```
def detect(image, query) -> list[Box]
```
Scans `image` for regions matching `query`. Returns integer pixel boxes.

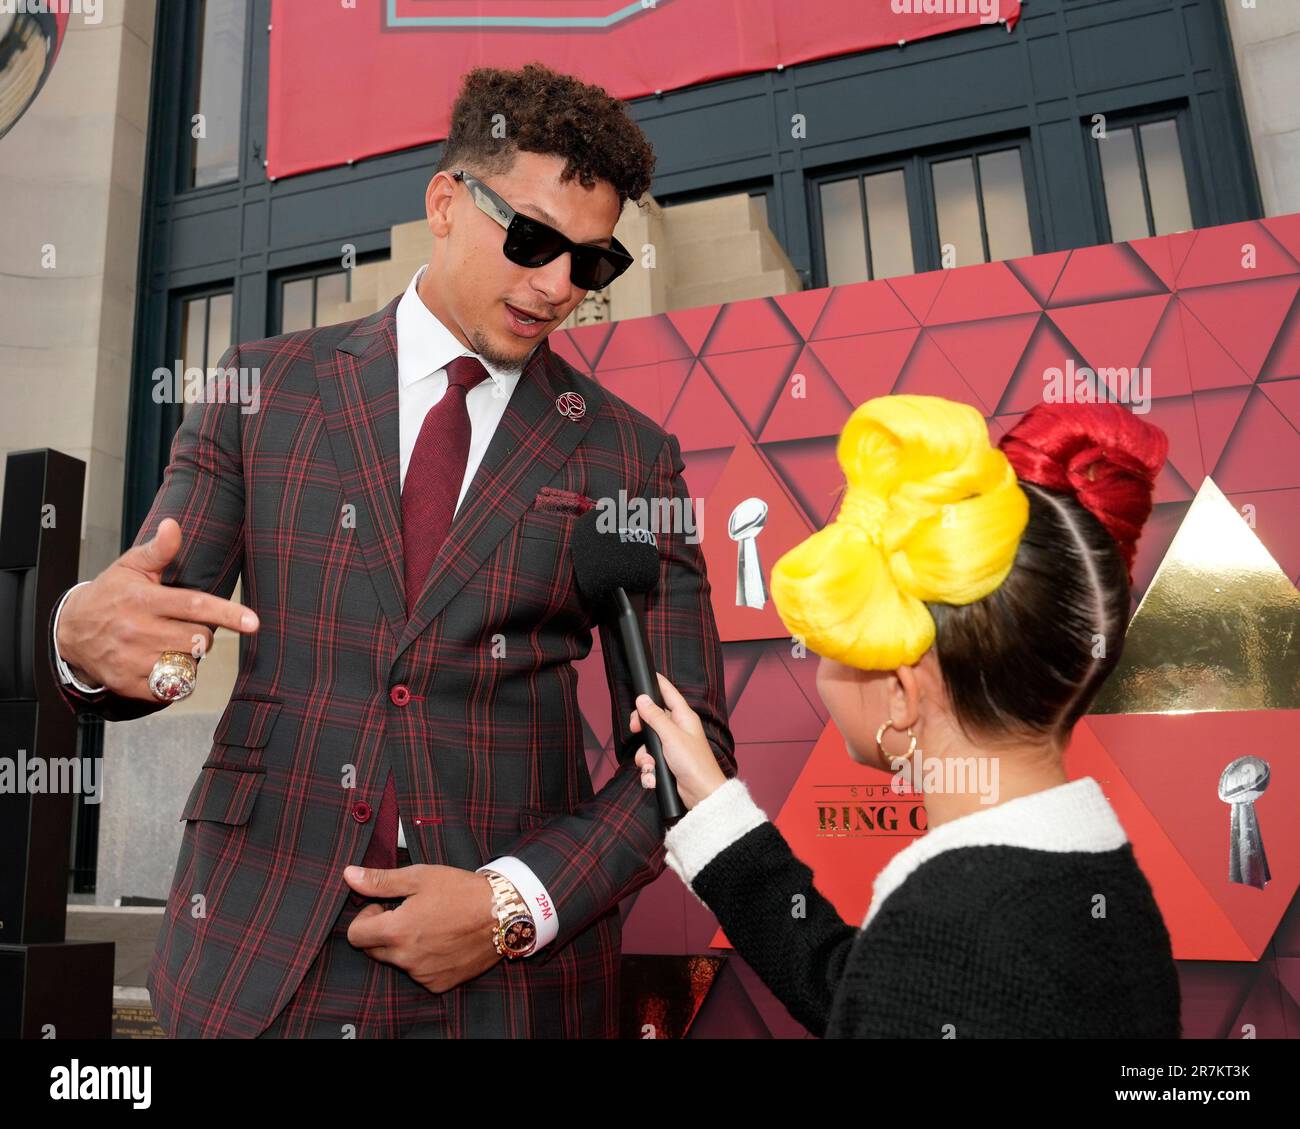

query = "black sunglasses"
[452,169,634,290]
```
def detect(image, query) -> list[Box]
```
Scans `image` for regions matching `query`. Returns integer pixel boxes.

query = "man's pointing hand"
[56,516,260,700]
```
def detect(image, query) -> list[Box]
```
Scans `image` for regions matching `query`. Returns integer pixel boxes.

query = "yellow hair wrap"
[769,394,1029,670]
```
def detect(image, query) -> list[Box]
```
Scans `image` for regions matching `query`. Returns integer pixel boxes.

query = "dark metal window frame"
[808,133,1043,287]
[925,137,1041,267]
[159,283,235,473]
[176,0,253,195]
[271,261,364,334]
[810,158,914,284]
[1083,101,1204,244]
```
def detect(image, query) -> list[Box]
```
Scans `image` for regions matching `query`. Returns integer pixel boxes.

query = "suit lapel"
[318,296,408,643]
[394,335,602,662]
[320,299,604,661]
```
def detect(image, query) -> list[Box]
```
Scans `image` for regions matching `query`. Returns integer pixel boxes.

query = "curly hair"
[434,63,656,210]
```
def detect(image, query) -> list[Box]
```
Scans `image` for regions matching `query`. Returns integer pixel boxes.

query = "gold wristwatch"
[482,869,538,959]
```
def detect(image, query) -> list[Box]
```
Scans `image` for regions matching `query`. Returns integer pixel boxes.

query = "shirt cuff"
[477,855,559,952]
[663,776,768,889]
[52,582,106,694]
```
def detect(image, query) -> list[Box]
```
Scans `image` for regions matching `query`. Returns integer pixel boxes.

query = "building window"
[179,291,233,418]
[278,269,354,333]
[185,0,248,189]
[811,139,1037,286]
[1094,115,1194,241]
[930,148,1033,268]
[819,169,914,285]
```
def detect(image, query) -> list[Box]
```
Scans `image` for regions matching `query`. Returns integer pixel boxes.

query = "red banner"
[267,0,1021,179]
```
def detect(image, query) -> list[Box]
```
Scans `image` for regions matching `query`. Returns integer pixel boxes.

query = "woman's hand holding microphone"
[630,671,728,811]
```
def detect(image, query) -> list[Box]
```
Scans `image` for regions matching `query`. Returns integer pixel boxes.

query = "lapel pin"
[556,391,586,421]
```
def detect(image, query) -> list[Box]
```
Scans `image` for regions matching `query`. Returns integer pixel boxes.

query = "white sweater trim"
[862,775,1128,928]
[663,777,768,896]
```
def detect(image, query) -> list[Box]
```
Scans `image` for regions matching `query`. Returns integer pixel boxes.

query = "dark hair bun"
[998,403,1168,577]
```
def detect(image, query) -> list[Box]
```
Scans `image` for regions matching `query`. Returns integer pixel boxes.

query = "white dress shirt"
[52,265,559,951]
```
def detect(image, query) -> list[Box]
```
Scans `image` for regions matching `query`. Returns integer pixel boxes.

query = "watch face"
[502,914,537,955]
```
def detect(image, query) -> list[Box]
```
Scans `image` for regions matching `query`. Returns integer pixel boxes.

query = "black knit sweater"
[665,777,1182,1039]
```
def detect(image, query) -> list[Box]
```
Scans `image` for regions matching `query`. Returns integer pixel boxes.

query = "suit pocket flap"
[180,764,265,826]
[212,697,282,748]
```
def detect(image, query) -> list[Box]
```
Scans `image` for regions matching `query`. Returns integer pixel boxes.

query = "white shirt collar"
[863,776,1128,928]
[395,265,522,394]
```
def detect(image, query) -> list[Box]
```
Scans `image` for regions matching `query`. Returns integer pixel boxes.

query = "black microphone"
[571,508,685,822]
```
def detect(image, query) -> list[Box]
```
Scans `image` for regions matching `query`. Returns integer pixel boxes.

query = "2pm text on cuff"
[477,854,559,951]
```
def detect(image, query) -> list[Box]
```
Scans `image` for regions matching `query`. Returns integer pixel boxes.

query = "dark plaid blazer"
[51,294,736,1037]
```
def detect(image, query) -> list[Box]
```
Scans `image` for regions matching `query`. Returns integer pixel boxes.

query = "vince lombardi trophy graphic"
[1218,755,1271,889]
[728,497,768,609]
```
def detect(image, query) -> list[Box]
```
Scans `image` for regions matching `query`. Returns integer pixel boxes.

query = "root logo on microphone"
[385,0,674,30]
[618,526,658,548]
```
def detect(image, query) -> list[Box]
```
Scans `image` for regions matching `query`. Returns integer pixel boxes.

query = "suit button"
[352,801,372,823]
[390,684,411,706]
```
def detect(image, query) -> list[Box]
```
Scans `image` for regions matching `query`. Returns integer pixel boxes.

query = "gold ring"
[148,650,197,702]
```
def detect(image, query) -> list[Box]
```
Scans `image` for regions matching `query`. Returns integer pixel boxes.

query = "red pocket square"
[533,487,595,515]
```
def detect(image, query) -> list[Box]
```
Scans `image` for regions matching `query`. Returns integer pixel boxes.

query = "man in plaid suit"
[50,64,735,1037]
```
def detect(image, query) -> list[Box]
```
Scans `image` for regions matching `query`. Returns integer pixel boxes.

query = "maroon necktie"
[360,355,490,873]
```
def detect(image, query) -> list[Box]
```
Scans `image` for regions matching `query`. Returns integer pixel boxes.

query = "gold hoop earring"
[875,719,918,762]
